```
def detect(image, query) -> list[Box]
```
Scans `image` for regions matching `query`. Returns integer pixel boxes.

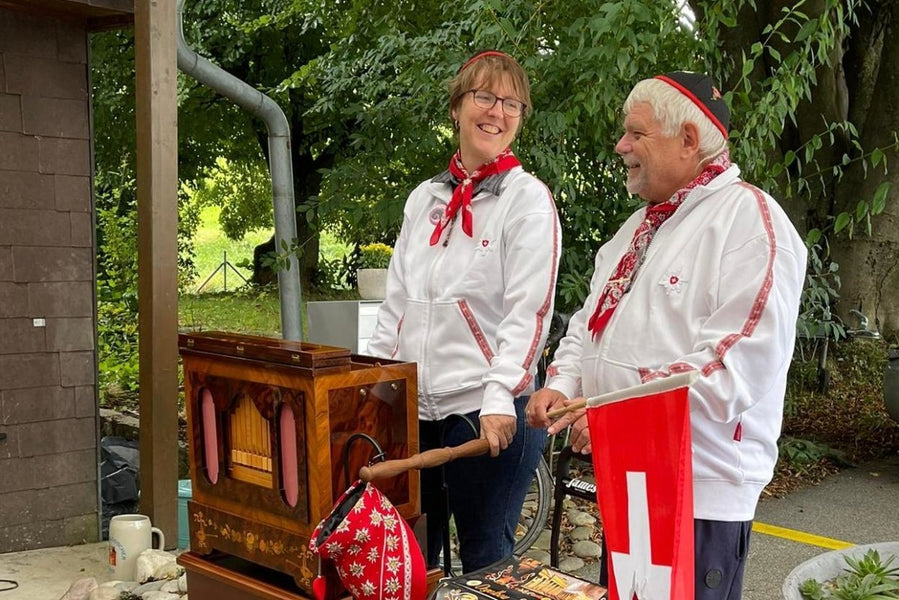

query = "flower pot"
[357,268,387,300]
[782,541,899,599]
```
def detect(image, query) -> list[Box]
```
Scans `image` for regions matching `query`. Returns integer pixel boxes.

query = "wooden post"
[135,0,179,547]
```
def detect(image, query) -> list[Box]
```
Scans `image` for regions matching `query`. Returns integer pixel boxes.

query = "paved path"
[1,453,897,599]
[744,452,899,599]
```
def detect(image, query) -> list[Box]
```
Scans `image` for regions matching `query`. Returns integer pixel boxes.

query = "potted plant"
[784,543,899,600]
[357,243,393,300]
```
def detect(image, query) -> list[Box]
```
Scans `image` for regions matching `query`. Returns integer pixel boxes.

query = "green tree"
[691,0,899,337]
[302,0,699,310]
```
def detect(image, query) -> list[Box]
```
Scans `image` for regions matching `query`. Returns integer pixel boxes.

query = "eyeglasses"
[466,89,526,118]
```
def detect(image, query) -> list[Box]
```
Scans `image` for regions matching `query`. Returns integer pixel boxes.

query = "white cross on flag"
[584,372,697,600]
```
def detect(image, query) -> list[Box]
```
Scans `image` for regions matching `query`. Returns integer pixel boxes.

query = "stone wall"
[0,7,99,552]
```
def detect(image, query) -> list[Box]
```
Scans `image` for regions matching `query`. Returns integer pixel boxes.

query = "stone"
[152,559,184,581]
[97,581,138,593]
[143,592,181,600]
[132,579,168,595]
[86,588,119,600]
[178,573,188,593]
[523,548,551,565]
[571,540,602,559]
[567,509,596,527]
[58,577,96,600]
[160,579,181,593]
[532,528,553,551]
[135,549,177,583]
[569,526,594,541]
[559,556,585,572]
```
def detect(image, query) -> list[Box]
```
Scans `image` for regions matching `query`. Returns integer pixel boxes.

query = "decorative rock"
[559,556,585,572]
[532,529,554,551]
[132,579,168,595]
[567,510,596,527]
[59,577,97,600]
[143,592,181,600]
[571,540,602,559]
[178,573,188,593]
[135,549,178,583]
[98,581,138,592]
[152,560,184,581]
[161,579,181,593]
[87,588,119,600]
[523,548,551,564]
[572,561,601,582]
[569,526,593,541]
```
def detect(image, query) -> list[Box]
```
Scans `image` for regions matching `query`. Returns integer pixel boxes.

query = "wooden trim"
[135,0,179,549]
[0,0,133,30]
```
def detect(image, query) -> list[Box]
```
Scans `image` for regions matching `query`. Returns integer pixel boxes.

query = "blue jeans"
[419,396,547,573]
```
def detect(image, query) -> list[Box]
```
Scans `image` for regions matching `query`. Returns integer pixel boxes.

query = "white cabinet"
[306,300,383,353]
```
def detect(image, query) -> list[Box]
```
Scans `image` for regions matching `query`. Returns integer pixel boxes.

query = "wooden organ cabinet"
[176,331,426,599]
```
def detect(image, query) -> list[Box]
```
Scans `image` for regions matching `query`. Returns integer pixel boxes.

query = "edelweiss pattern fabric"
[310,480,427,600]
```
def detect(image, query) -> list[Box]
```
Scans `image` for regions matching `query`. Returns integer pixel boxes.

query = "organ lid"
[178,331,351,370]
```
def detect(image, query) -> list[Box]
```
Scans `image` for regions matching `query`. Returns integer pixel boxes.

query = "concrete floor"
[0,542,111,600]
[2,454,897,600]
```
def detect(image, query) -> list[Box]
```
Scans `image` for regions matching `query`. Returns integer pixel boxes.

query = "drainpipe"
[175,0,303,341]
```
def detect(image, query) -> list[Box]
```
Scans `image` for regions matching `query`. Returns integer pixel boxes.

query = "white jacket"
[546,165,807,521]
[367,166,561,421]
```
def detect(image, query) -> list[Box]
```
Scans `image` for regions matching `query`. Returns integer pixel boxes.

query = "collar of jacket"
[430,167,514,198]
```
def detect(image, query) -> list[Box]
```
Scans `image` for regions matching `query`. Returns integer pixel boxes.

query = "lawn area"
[189,205,272,294]
[179,206,353,336]
[179,288,284,337]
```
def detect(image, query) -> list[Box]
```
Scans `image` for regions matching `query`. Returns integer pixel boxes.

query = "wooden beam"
[135,0,179,548]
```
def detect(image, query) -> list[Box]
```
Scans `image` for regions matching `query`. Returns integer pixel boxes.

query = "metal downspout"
[175,0,303,340]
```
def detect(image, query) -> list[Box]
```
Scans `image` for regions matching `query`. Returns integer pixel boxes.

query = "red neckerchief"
[586,150,731,340]
[430,147,521,246]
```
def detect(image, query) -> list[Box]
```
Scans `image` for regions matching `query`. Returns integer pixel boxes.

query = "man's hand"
[527,390,592,454]
[480,414,516,457]
[526,388,569,429]
[566,409,592,454]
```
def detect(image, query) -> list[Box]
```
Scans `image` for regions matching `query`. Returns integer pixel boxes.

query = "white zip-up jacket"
[367,166,561,421]
[546,165,807,521]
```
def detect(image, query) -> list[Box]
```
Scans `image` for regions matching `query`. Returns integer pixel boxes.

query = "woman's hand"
[479,414,517,457]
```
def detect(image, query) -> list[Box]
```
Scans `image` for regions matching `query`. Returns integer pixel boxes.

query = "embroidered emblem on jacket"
[429,206,445,225]
[660,271,688,295]
[476,238,494,256]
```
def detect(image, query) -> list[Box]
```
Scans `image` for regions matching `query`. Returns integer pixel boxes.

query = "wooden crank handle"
[546,400,587,420]
[359,438,490,482]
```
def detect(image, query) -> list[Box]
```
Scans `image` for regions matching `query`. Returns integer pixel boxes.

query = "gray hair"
[623,78,728,162]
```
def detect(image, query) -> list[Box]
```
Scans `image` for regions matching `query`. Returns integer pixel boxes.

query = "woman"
[366,50,561,573]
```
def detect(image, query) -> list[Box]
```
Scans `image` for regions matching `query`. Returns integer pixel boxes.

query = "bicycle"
[513,310,573,554]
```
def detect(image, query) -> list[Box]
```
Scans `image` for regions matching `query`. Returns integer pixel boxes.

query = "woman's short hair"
[448,51,532,124]
[623,78,728,162]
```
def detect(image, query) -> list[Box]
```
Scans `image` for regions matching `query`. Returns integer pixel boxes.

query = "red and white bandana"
[430,147,521,246]
[587,150,731,340]
[310,480,427,600]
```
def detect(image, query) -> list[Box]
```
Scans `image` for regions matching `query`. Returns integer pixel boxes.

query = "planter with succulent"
[784,543,899,600]
[357,243,393,300]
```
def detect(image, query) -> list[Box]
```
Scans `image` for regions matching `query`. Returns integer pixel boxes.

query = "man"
[527,72,806,600]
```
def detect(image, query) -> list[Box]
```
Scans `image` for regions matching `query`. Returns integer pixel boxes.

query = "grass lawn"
[189,205,272,294]
[179,206,353,336]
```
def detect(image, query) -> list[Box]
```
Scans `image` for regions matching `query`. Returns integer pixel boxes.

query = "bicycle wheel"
[514,456,552,553]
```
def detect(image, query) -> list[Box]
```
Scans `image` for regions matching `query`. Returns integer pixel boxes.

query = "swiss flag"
[585,372,695,600]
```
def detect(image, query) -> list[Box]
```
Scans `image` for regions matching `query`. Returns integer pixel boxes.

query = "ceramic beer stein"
[108,514,165,580]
